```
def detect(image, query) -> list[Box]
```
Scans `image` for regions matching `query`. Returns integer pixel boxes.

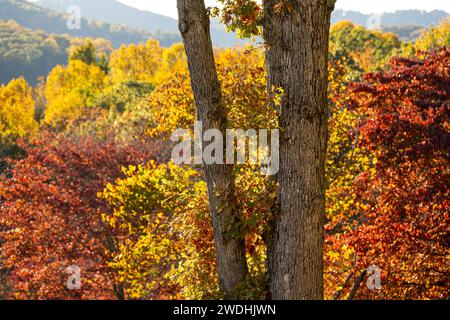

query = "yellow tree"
[44,60,106,128]
[109,40,163,84]
[153,43,187,86]
[102,47,276,300]
[0,77,37,140]
[148,47,275,137]
[416,16,450,52]
[102,46,370,300]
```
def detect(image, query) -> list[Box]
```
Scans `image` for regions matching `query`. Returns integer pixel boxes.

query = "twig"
[347,270,367,300]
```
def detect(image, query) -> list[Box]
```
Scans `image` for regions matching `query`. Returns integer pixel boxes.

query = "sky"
[118,0,450,19]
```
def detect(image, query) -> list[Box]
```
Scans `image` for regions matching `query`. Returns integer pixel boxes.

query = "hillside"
[34,1,448,43]
[35,0,180,34]
[34,0,249,47]
[0,0,447,85]
[0,19,69,84]
[0,0,180,47]
[381,25,425,42]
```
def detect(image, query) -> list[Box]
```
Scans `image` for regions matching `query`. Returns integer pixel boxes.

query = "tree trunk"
[176,0,248,298]
[263,0,336,300]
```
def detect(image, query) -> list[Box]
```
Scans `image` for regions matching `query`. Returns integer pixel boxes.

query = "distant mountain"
[331,9,448,41]
[381,25,425,42]
[34,0,448,45]
[34,0,248,47]
[332,9,448,28]
[0,0,180,47]
[35,0,179,33]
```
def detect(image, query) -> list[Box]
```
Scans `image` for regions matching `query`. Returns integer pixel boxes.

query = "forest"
[0,0,180,48]
[0,0,449,301]
[0,0,182,85]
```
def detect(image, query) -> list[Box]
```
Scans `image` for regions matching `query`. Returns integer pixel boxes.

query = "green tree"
[330,21,402,71]
[69,39,111,73]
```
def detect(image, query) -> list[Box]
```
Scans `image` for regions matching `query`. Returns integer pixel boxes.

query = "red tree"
[0,133,161,299]
[348,47,449,299]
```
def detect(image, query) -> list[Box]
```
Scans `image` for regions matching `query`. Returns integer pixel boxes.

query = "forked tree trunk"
[263,0,335,300]
[176,0,248,298]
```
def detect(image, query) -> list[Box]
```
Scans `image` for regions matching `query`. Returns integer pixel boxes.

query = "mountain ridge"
[33,0,246,47]
[332,9,448,28]
[33,0,448,44]
[0,0,181,47]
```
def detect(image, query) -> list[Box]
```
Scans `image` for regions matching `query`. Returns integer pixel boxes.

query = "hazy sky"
[118,0,450,19]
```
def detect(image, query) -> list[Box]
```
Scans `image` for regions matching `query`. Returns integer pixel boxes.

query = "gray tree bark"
[176,0,248,298]
[263,0,336,300]
[177,0,335,300]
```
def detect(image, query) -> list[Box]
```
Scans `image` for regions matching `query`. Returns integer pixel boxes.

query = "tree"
[70,41,99,66]
[0,77,37,173]
[323,53,368,300]
[346,48,449,299]
[109,40,163,84]
[415,16,450,53]
[0,77,37,140]
[153,43,188,86]
[69,40,110,73]
[106,47,275,300]
[0,133,158,299]
[102,46,356,301]
[329,21,402,72]
[101,159,274,300]
[178,0,336,299]
[261,0,336,300]
[100,162,206,299]
[44,60,106,128]
[177,0,249,298]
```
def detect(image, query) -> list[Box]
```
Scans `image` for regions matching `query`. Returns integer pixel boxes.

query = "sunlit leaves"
[0,133,156,299]
[347,48,450,299]
[330,21,402,72]
[0,77,37,140]
[44,60,106,128]
[214,0,261,38]
[416,16,450,53]
[109,40,163,84]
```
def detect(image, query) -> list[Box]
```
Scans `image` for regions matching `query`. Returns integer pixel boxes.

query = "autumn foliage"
[0,133,159,299]
[0,17,448,300]
[347,47,449,299]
